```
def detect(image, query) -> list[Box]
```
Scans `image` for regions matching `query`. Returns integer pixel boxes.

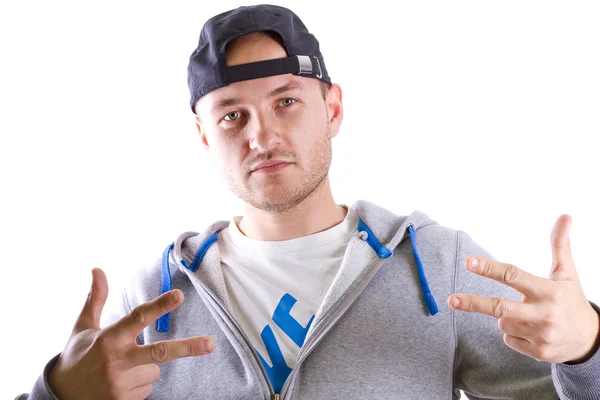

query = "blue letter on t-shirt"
[272,293,315,347]
[257,324,292,393]
[256,293,315,393]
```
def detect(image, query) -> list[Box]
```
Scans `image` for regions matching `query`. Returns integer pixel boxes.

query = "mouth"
[251,162,292,174]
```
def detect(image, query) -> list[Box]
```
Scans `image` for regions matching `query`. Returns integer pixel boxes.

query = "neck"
[237,176,347,241]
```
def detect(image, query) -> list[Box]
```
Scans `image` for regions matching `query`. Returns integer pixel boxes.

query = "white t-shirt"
[219,205,358,392]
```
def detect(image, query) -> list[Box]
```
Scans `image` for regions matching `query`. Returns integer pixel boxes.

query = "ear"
[325,83,343,139]
[195,115,210,151]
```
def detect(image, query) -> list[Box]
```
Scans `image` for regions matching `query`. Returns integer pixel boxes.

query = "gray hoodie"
[18,200,600,399]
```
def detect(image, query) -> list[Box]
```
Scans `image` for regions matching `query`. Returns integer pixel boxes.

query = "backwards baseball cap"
[187,4,332,114]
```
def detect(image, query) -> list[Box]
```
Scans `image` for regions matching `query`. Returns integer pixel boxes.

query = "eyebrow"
[210,80,306,115]
[268,80,306,97]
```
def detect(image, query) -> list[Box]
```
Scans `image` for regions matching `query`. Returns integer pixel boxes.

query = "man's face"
[194,33,343,213]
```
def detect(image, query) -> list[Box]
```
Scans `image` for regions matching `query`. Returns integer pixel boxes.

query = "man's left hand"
[448,214,600,364]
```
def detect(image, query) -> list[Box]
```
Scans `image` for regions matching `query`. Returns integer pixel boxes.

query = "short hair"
[319,81,331,100]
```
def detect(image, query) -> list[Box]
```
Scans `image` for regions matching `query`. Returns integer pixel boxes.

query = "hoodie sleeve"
[551,301,600,399]
[15,284,136,400]
[453,230,600,400]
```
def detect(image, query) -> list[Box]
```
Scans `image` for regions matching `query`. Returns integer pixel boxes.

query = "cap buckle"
[296,55,323,79]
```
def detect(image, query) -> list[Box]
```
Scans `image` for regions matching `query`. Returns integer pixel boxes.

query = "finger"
[110,289,184,339]
[128,336,215,366]
[503,333,534,358]
[129,384,153,400]
[74,268,109,332]
[466,256,552,299]
[449,293,538,321]
[550,214,578,281]
[498,317,536,340]
[125,364,160,389]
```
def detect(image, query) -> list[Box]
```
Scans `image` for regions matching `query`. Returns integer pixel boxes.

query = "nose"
[248,112,281,152]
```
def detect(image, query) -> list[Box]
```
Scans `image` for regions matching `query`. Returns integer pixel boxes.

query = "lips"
[251,160,291,172]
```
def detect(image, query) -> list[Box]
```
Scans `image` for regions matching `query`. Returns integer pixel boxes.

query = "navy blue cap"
[187,4,332,114]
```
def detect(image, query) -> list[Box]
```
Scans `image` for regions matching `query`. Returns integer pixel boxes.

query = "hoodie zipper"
[182,230,401,399]
[183,267,277,399]
[279,254,388,398]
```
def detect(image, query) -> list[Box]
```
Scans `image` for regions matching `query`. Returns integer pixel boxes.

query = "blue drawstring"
[407,224,439,316]
[357,219,392,258]
[182,232,219,272]
[157,243,174,332]
[157,232,220,332]
[358,219,438,316]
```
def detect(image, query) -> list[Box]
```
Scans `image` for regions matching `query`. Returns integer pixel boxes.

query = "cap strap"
[224,55,321,83]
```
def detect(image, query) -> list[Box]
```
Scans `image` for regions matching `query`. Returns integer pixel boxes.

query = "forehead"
[195,74,317,116]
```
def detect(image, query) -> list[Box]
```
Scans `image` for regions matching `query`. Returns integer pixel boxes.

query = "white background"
[1,0,599,398]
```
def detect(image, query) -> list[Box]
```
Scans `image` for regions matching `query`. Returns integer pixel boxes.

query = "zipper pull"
[272,395,281,400]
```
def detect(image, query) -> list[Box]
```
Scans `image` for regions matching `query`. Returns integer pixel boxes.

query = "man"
[18,4,600,399]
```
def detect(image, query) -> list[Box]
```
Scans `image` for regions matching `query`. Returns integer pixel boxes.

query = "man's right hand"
[48,268,215,400]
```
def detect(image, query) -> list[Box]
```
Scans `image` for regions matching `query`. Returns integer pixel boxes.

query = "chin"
[250,195,296,212]
[230,168,326,212]
[241,188,305,213]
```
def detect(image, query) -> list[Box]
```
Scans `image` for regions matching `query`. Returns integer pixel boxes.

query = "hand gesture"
[48,268,215,400]
[448,215,600,364]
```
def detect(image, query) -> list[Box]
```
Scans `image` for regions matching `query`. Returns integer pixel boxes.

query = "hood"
[156,199,440,332]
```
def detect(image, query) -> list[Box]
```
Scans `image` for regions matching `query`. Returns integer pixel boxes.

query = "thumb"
[550,214,578,281]
[73,268,109,332]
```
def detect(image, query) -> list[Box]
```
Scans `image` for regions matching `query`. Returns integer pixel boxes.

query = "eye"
[278,98,296,107]
[224,111,241,121]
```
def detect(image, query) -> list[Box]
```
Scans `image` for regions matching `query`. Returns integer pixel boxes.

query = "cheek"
[212,137,246,172]
[292,114,327,146]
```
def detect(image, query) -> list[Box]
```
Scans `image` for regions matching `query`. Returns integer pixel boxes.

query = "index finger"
[468,257,552,299]
[108,289,184,340]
